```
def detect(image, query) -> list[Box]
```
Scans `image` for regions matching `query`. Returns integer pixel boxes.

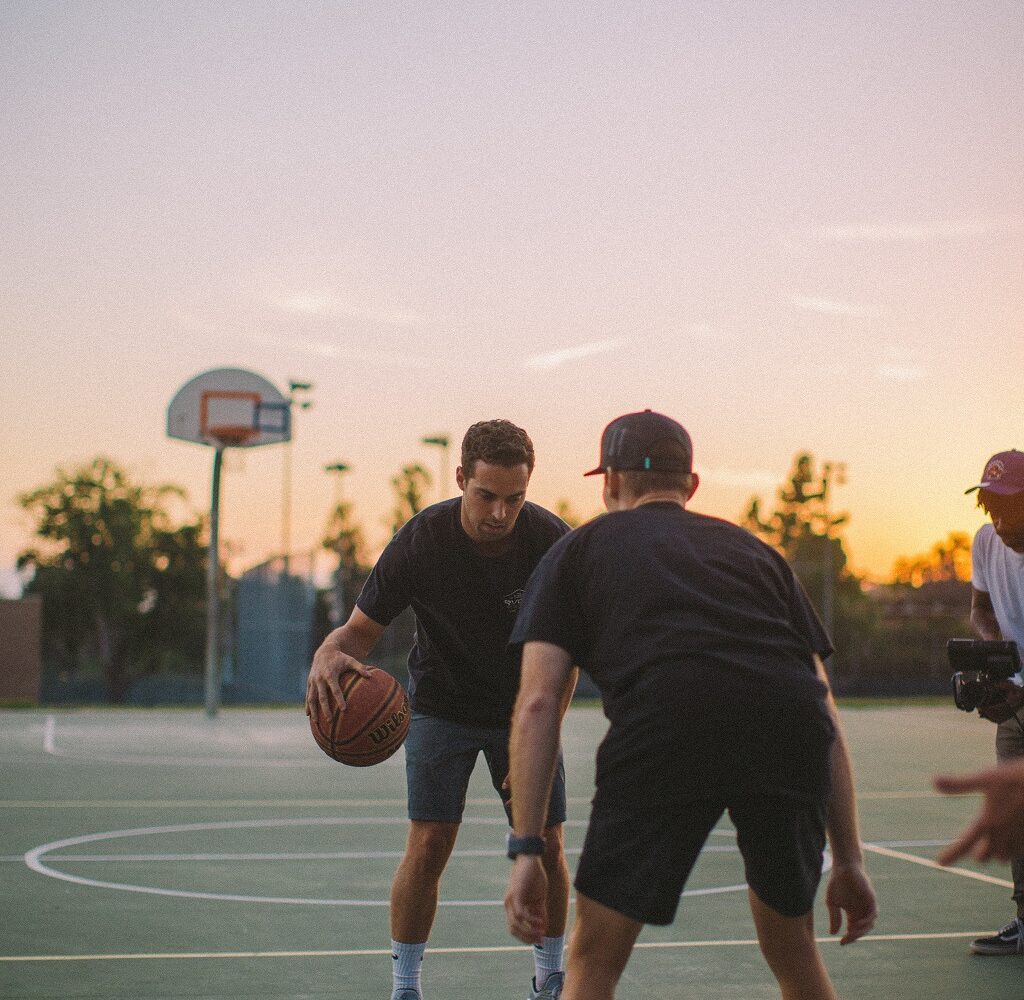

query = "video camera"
[948,639,1021,712]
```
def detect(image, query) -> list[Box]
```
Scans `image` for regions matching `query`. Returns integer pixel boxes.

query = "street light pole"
[282,380,314,570]
[421,434,450,501]
[324,461,351,627]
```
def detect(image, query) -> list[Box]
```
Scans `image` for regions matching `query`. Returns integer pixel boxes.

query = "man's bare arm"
[505,641,574,945]
[971,587,1002,641]
[816,654,878,944]
[305,606,386,718]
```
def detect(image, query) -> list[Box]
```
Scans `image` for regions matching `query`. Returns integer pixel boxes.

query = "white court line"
[8,845,746,863]
[863,842,1014,889]
[22,819,745,907]
[0,931,990,964]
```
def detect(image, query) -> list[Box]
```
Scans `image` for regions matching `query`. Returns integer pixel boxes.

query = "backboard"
[167,368,291,449]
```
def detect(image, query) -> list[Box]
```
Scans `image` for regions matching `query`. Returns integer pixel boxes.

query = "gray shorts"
[405,711,567,826]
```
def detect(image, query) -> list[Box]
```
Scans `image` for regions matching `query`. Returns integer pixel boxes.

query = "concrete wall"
[0,596,42,704]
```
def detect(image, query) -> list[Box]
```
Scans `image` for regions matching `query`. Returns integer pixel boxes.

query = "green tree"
[388,463,432,535]
[322,498,370,622]
[16,457,206,702]
[743,453,875,683]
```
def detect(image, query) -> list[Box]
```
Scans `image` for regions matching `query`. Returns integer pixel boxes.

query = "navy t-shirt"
[511,502,836,802]
[357,497,569,727]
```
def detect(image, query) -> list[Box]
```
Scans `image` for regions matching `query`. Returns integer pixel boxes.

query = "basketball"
[309,667,410,766]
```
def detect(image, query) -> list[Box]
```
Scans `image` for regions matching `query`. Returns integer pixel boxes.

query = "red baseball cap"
[965,450,1024,496]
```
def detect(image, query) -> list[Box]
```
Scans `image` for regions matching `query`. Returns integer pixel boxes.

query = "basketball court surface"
[2,703,1022,999]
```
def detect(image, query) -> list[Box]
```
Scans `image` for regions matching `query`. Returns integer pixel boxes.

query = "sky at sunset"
[2,2,1021,596]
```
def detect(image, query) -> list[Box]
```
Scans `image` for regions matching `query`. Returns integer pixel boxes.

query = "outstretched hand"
[825,863,877,944]
[505,857,548,945]
[934,758,1024,865]
[304,638,373,719]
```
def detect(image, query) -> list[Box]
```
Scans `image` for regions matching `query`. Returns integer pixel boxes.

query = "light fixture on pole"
[324,461,350,509]
[421,434,450,500]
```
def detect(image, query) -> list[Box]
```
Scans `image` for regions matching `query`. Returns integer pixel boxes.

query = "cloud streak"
[272,294,427,328]
[875,363,927,382]
[246,331,444,370]
[789,218,1020,244]
[524,339,626,370]
[790,295,879,319]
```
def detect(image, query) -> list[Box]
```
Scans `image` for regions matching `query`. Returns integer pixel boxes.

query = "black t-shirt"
[511,502,836,802]
[357,497,569,727]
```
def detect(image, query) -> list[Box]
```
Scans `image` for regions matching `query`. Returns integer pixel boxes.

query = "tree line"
[15,452,972,703]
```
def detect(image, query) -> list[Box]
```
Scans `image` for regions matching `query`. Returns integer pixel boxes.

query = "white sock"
[391,939,425,998]
[533,935,564,987]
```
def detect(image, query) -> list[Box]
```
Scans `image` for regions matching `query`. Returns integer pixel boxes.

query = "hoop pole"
[205,447,224,718]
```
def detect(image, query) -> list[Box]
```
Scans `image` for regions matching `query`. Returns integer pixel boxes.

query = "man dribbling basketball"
[504,410,878,1000]
[307,419,577,1000]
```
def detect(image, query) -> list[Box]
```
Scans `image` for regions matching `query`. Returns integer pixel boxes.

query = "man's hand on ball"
[305,640,373,718]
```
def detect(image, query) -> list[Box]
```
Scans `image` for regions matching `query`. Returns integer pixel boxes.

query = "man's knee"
[402,821,460,878]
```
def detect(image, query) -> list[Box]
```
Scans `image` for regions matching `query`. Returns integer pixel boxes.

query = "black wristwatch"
[506,832,545,859]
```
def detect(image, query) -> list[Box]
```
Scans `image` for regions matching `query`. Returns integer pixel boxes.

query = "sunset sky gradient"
[2,2,1021,593]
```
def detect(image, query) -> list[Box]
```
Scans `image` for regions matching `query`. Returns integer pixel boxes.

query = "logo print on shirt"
[503,588,525,612]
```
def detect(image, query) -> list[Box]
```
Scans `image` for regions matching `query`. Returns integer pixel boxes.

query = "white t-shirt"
[972,522,1024,683]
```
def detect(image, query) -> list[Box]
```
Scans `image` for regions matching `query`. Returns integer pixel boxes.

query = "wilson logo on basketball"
[370,704,410,745]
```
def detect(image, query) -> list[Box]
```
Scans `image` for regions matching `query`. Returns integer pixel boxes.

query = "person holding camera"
[959,450,1024,955]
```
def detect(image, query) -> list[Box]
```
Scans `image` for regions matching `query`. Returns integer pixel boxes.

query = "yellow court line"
[0,932,987,963]
[863,843,1014,888]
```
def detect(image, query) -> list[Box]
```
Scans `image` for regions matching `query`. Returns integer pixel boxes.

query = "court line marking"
[0,791,944,808]
[862,843,1014,889]
[0,931,990,964]
[23,818,748,907]
[0,798,597,809]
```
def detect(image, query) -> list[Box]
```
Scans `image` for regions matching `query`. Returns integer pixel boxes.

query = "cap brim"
[583,466,604,477]
[967,481,1024,496]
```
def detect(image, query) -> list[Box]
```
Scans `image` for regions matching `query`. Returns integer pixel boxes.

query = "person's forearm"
[323,625,371,659]
[826,719,865,866]
[814,656,865,866]
[509,689,562,836]
[971,608,1002,641]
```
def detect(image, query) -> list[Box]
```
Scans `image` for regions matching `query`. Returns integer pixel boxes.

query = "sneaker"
[529,971,565,999]
[392,991,421,1000]
[971,917,1024,955]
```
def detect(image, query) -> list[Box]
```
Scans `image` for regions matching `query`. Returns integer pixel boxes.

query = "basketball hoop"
[199,390,260,448]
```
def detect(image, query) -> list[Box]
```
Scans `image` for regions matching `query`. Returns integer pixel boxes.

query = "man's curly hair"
[461,420,535,479]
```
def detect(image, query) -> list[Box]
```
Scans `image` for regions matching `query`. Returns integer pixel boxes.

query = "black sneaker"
[971,918,1024,955]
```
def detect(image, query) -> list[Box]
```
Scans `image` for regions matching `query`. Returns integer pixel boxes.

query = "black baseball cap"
[584,410,693,477]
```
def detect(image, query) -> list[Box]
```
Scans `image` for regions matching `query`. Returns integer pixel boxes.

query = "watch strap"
[506,832,546,859]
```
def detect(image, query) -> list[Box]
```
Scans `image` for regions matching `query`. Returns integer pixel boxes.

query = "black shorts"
[574,792,828,925]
